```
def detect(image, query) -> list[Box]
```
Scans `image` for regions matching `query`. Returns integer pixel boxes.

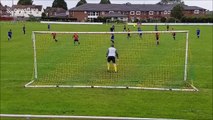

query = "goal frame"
[25,30,198,92]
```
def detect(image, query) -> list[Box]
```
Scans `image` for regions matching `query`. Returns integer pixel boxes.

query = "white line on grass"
[0,114,183,120]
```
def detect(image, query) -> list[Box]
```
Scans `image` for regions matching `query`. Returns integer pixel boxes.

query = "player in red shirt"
[51,33,57,42]
[73,33,80,45]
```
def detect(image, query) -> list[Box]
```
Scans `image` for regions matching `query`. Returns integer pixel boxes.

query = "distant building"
[69,3,206,22]
[0,4,11,17]
[12,5,43,17]
[44,7,69,18]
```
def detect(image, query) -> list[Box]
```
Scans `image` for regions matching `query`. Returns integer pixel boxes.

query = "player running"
[166,24,169,31]
[8,29,12,41]
[73,33,80,45]
[48,24,50,31]
[111,33,115,43]
[138,27,142,39]
[196,28,200,38]
[123,25,127,32]
[155,25,158,31]
[110,25,115,32]
[156,32,160,45]
[106,44,119,72]
[51,33,58,42]
[172,28,176,40]
[127,28,131,39]
[23,25,26,34]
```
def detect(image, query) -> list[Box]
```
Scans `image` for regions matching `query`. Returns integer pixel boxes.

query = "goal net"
[26,30,197,91]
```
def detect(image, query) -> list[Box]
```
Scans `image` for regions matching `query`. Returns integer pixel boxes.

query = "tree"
[41,12,46,18]
[171,4,184,20]
[52,0,68,10]
[76,0,87,7]
[99,0,111,4]
[157,0,183,4]
[17,0,33,5]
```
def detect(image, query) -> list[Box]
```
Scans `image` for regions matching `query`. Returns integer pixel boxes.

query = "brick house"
[44,7,69,18]
[0,4,11,17]
[69,3,206,22]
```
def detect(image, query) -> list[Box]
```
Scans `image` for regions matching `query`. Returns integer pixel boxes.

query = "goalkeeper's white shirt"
[108,47,117,57]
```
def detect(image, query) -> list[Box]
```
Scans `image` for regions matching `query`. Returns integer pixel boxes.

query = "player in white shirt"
[106,44,119,72]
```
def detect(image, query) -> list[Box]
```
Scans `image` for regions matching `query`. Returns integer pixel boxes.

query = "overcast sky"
[1,0,212,11]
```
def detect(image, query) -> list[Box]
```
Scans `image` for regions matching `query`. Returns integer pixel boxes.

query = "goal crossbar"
[33,30,189,34]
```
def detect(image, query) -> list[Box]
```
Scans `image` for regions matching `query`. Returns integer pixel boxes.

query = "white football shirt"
[107,47,117,57]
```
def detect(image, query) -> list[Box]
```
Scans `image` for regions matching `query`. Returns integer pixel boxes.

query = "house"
[0,4,13,21]
[12,5,43,17]
[69,3,206,22]
[44,7,69,18]
[0,4,11,17]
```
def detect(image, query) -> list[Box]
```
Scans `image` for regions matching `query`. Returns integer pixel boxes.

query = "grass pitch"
[33,30,187,89]
[0,22,212,119]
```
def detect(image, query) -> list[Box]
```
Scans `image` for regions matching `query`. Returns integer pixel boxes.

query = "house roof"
[69,3,206,12]
[12,5,42,11]
[45,7,66,14]
[0,4,6,11]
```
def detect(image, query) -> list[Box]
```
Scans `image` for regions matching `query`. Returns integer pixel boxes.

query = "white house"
[12,5,43,17]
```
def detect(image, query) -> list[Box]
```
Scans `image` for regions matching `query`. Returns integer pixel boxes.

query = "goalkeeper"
[106,44,119,72]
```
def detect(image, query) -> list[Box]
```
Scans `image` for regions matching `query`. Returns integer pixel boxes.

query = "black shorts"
[74,39,78,41]
[107,56,116,63]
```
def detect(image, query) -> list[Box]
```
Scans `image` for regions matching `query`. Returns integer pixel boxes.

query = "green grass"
[33,30,186,88]
[0,22,212,120]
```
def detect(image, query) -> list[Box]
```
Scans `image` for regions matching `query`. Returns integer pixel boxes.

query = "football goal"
[25,30,198,91]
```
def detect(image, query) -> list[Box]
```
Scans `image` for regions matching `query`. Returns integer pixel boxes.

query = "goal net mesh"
[31,31,192,89]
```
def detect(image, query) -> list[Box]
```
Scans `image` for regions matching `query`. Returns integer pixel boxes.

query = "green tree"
[52,0,68,10]
[171,4,184,20]
[17,0,33,5]
[157,0,183,4]
[76,0,87,7]
[99,0,111,4]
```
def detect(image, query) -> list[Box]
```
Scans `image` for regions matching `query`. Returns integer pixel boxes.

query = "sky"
[1,0,212,11]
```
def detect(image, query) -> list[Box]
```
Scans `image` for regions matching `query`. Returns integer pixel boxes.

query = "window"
[109,11,114,13]
[156,11,159,15]
[164,11,167,15]
[168,11,171,14]
[88,12,99,16]
[84,11,87,14]
[130,11,135,15]
[149,11,154,15]
[136,11,141,15]
[194,10,199,14]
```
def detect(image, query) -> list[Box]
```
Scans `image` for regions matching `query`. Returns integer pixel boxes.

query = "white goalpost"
[25,30,198,91]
